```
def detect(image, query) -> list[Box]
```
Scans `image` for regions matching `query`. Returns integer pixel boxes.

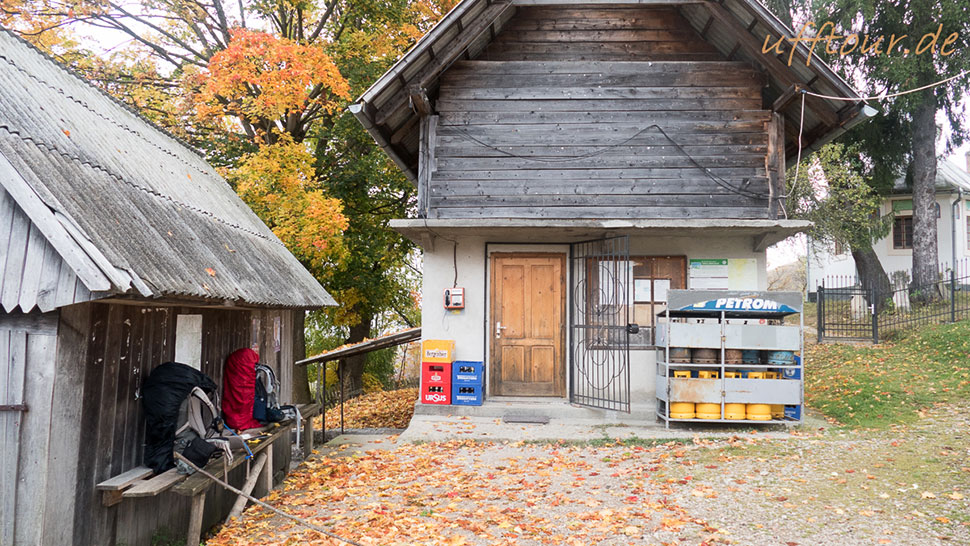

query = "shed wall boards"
[174,314,203,369]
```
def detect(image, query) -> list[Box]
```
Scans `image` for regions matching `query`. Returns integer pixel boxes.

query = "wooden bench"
[95,404,321,543]
[95,420,295,545]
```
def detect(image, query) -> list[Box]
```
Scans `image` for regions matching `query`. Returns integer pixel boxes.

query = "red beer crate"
[421,362,452,405]
[422,383,451,405]
[421,362,452,386]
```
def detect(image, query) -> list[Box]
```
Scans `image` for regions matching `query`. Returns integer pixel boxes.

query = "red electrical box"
[421,362,452,404]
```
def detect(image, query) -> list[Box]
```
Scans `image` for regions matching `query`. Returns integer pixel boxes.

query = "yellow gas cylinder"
[725,403,746,420]
[695,403,721,419]
[670,371,695,419]
[745,371,771,420]
[765,371,784,419]
[695,371,722,418]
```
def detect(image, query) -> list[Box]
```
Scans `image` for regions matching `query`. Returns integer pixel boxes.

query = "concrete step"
[413,397,659,425]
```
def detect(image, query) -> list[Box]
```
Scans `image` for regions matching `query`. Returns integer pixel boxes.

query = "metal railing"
[817,258,970,343]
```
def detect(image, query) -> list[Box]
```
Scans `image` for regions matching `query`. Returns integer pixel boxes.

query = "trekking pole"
[174,452,366,546]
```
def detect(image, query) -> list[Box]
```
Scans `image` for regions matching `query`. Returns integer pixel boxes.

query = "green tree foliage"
[4,0,446,395]
[811,0,970,298]
[788,143,894,300]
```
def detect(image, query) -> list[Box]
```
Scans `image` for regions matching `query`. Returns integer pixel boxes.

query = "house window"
[966,215,970,250]
[631,256,687,346]
[833,240,847,255]
[893,216,914,249]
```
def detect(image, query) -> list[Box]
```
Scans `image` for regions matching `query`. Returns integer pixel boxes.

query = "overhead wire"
[449,123,771,201]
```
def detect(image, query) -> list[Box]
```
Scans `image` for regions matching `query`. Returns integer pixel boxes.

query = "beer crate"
[422,384,451,405]
[451,384,483,406]
[452,361,483,385]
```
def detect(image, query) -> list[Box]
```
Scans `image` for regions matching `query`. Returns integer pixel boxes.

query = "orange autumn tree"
[189,28,350,272]
[191,28,350,145]
[6,0,457,395]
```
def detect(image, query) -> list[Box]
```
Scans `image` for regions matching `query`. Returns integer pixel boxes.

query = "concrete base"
[414,397,658,425]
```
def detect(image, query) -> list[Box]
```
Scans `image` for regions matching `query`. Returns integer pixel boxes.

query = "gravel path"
[210,405,970,546]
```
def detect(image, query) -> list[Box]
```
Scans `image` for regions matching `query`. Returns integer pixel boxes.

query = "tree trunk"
[290,309,313,404]
[910,89,941,303]
[338,314,372,396]
[851,245,892,311]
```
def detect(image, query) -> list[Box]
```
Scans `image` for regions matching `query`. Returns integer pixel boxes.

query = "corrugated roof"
[352,0,869,181]
[0,29,335,309]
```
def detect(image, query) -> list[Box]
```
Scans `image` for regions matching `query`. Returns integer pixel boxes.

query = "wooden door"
[490,253,565,396]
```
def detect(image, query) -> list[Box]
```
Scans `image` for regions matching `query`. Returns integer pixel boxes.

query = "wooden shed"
[353,0,871,415]
[0,29,334,545]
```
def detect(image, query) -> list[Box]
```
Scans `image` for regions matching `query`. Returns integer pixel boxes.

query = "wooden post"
[302,412,314,455]
[226,452,268,522]
[186,492,206,546]
[262,446,274,494]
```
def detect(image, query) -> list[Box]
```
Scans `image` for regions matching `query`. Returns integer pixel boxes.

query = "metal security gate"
[817,283,876,343]
[569,236,632,412]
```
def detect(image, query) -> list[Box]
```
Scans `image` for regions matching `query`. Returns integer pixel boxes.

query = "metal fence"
[817,258,970,343]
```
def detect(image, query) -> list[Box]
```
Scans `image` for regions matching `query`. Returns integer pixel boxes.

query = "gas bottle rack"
[655,290,804,427]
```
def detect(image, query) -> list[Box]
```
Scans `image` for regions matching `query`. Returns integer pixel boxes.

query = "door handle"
[495,321,507,339]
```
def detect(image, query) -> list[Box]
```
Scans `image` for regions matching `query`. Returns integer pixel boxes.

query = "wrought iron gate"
[817,283,877,343]
[569,236,632,412]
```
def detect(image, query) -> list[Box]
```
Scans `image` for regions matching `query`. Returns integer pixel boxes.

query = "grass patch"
[806,320,970,428]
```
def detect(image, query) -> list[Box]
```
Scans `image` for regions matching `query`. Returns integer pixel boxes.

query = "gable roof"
[351,0,870,182]
[892,159,970,193]
[0,29,335,312]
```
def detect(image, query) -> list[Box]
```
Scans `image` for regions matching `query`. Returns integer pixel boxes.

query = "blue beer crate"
[784,405,802,420]
[452,384,483,406]
[452,361,484,385]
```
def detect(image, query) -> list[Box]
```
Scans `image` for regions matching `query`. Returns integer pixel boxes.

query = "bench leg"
[303,413,314,455]
[187,492,206,546]
[226,452,268,523]
[262,447,274,493]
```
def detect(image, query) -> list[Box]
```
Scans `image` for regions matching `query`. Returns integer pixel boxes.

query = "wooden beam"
[700,1,839,128]
[226,452,268,522]
[297,327,422,366]
[772,84,801,112]
[408,86,433,116]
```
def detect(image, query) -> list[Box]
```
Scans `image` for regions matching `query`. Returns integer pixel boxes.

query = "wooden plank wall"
[56,301,295,546]
[0,187,92,314]
[428,6,774,219]
[0,311,58,546]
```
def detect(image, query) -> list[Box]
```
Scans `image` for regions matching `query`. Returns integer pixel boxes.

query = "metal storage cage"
[655,290,804,427]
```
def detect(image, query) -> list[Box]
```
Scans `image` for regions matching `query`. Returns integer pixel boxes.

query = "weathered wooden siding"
[0,301,298,546]
[65,302,296,546]
[0,187,93,314]
[426,6,775,219]
[0,311,58,546]
[481,6,722,61]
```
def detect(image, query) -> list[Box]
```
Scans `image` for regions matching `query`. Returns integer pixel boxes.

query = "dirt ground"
[208,404,970,546]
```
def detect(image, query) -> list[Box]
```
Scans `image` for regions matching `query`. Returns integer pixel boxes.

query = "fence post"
[871,288,879,344]
[817,285,824,343]
[951,269,956,323]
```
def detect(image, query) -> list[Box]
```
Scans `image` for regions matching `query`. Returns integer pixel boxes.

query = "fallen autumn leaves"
[320,388,419,430]
[207,438,726,546]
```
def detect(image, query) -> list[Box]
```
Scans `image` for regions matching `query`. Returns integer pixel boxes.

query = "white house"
[353,0,868,416]
[808,155,970,292]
